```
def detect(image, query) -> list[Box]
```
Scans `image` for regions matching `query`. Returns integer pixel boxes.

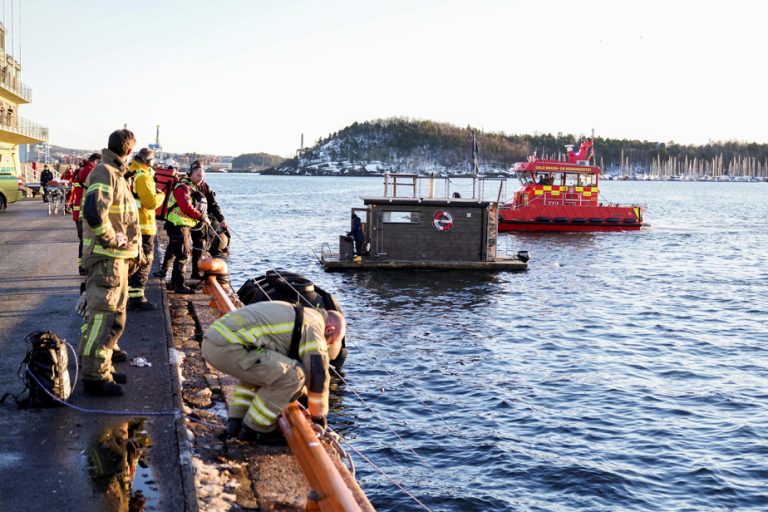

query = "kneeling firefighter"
[164,162,206,294]
[201,300,346,443]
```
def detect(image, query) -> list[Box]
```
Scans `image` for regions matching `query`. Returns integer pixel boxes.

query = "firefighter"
[201,301,346,443]
[126,148,165,311]
[79,129,140,396]
[164,161,205,294]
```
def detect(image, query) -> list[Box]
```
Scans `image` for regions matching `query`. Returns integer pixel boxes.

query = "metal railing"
[382,173,507,203]
[0,115,48,142]
[0,69,32,102]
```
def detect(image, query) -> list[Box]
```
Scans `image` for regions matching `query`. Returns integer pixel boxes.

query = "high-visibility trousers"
[202,337,305,433]
[79,258,129,381]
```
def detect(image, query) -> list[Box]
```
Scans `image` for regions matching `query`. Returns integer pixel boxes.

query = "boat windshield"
[517,171,534,185]
[535,173,555,186]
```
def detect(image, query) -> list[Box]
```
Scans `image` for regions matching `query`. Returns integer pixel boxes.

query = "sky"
[9,0,768,157]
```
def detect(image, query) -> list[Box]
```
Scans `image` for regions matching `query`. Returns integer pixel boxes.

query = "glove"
[115,232,128,248]
[311,416,327,431]
[75,292,87,318]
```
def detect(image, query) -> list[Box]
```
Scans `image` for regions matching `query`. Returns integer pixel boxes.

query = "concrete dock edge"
[162,284,201,512]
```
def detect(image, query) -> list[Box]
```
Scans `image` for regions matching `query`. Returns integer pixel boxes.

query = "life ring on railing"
[433,210,454,231]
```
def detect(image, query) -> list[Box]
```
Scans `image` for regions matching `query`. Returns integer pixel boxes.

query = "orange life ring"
[433,210,454,231]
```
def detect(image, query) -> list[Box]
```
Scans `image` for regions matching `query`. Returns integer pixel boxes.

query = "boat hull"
[499,204,645,232]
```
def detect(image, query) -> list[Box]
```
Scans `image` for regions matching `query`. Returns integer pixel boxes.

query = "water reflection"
[87,419,155,512]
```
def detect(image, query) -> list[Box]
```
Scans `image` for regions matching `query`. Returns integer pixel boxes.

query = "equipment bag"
[154,167,179,221]
[1,331,72,408]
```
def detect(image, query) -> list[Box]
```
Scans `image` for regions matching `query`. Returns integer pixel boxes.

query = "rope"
[335,433,433,512]
[25,366,178,417]
[329,366,430,467]
[340,340,467,441]
[14,339,178,417]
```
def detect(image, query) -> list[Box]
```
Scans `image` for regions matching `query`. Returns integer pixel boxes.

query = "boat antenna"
[471,129,480,198]
[590,128,597,165]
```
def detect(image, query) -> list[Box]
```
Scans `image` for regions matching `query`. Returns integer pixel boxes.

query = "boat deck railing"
[382,173,507,203]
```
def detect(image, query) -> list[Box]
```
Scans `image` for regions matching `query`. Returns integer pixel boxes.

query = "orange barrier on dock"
[280,403,364,512]
[199,259,374,512]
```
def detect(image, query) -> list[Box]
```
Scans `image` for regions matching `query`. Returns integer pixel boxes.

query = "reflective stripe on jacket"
[166,178,201,227]
[206,301,330,418]
[81,149,140,265]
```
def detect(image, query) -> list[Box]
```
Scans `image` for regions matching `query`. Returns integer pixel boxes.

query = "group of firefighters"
[73,129,344,443]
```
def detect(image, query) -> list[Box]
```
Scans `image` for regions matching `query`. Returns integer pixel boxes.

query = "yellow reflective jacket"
[128,161,165,236]
[81,149,140,266]
[205,301,331,418]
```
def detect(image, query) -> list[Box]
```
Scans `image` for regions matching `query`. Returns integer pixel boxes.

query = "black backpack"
[1,331,72,408]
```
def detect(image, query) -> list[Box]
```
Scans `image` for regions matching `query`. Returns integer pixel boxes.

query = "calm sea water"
[206,174,768,512]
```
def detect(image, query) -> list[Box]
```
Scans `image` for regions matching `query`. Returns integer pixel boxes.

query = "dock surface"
[0,202,192,511]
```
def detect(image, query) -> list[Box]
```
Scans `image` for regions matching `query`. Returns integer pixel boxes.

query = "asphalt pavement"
[0,201,192,511]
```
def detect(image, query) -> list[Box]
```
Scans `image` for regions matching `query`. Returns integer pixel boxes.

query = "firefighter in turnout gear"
[201,301,347,443]
[79,129,140,396]
[126,148,165,311]
[164,161,205,294]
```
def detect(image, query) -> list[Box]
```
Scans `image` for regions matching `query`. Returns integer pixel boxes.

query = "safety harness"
[288,305,305,362]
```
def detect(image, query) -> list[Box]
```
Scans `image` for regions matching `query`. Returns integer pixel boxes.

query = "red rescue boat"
[499,139,646,232]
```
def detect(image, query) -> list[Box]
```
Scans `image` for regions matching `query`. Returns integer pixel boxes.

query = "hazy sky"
[10,0,768,156]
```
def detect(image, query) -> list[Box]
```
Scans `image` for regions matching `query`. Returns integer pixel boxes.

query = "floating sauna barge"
[320,173,528,272]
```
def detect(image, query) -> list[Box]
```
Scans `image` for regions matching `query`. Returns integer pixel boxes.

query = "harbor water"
[207,174,768,511]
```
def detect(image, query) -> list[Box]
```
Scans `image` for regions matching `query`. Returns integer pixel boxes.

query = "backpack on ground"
[1,331,72,408]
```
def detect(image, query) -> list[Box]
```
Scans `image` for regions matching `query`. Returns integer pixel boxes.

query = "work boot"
[112,372,129,384]
[83,379,124,397]
[238,425,286,446]
[226,418,243,438]
[127,298,158,312]
[112,349,129,363]
[174,284,200,294]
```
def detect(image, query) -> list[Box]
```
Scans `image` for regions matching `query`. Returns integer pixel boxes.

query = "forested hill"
[231,152,286,171]
[262,118,768,176]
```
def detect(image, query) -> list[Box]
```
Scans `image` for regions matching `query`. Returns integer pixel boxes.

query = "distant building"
[0,22,48,176]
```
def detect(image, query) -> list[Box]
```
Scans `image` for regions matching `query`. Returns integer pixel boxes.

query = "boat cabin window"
[578,174,597,186]
[550,172,565,186]
[517,171,534,185]
[535,173,555,186]
[565,173,582,187]
[382,211,421,224]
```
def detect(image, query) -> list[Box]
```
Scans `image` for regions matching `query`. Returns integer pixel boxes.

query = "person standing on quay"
[190,162,228,279]
[164,161,205,294]
[40,165,54,202]
[79,129,140,396]
[126,148,165,311]
[70,153,102,274]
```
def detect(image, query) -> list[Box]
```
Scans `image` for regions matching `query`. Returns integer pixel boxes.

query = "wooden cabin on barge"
[320,173,529,272]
